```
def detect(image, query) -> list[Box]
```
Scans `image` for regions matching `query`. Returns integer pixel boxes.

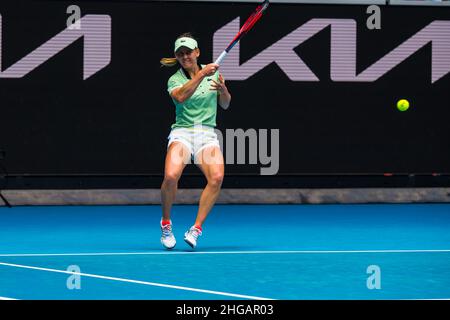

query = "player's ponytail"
[160,57,178,67]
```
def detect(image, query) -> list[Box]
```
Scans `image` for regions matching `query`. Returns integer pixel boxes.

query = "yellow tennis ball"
[397,99,410,112]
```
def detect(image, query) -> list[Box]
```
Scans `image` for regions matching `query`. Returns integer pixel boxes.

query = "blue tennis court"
[0,204,449,300]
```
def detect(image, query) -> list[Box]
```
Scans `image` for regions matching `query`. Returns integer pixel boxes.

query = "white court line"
[0,296,18,300]
[0,261,272,300]
[0,249,450,257]
[415,298,450,300]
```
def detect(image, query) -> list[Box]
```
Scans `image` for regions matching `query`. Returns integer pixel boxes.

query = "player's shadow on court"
[180,246,246,252]
[147,245,250,252]
[128,244,254,252]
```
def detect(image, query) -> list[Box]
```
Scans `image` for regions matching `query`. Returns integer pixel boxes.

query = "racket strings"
[243,12,263,32]
[237,2,268,36]
[216,0,270,60]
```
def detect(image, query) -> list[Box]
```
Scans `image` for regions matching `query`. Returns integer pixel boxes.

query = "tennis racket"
[214,0,270,65]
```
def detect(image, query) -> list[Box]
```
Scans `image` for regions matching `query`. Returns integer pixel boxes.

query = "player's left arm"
[211,74,231,110]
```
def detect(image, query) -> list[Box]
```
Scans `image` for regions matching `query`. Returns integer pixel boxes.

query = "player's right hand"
[202,63,219,77]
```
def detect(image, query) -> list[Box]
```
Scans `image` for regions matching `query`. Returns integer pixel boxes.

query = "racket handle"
[214,51,228,65]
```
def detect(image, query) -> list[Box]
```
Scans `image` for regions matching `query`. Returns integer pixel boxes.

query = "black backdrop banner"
[0,1,449,178]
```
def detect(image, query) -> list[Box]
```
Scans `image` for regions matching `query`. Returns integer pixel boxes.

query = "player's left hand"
[210,74,227,94]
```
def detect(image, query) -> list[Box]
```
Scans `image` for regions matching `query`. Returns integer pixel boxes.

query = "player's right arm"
[170,64,218,103]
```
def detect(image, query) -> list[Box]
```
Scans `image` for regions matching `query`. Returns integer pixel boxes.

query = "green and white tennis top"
[167,64,219,129]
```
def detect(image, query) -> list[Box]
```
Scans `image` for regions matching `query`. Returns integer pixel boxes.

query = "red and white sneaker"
[160,220,176,249]
[184,226,202,249]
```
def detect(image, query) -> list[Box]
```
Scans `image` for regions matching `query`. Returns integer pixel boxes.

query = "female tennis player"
[159,33,231,249]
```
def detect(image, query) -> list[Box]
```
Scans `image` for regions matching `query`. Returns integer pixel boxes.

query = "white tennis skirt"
[167,126,221,158]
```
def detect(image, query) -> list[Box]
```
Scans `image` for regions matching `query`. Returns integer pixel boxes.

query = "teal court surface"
[0,204,449,300]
